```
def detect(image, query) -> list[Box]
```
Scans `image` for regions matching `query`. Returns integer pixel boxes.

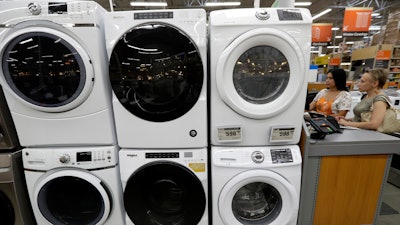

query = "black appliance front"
[124,161,206,225]
[109,23,204,122]
[37,175,109,225]
[0,190,15,225]
[1,31,87,108]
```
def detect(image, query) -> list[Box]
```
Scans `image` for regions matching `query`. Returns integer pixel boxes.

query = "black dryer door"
[109,23,204,122]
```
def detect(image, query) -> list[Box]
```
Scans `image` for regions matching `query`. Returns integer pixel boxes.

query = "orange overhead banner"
[342,7,373,36]
[312,23,333,46]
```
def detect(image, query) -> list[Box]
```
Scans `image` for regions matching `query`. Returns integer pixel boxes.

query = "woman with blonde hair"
[337,68,390,130]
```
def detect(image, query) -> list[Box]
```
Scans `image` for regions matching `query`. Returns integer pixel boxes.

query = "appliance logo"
[126,154,138,158]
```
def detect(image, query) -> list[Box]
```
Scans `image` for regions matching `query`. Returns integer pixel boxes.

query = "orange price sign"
[342,7,373,36]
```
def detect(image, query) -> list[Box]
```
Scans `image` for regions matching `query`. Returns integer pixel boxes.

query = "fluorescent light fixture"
[369,26,381,31]
[294,2,312,6]
[335,36,342,39]
[327,46,339,49]
[345,41,354,44]
[312,9,332,20]
[331,27,340,31]
[371,13,380,17]
[205,2,241,6]
[130,2,167,7]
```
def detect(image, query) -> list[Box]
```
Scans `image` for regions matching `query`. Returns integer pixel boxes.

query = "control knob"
[251,151,265,163]
[59,154,70,164]
[255,9,270,20]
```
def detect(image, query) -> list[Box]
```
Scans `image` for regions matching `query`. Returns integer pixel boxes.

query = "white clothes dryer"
[104,9,207,149]
[23,146,125,225]
[0,1,116,147]
[389,96,400,109]
[209,8,312,146]
[119,148,208,225]
[0,151,36,225]
[211,145,302,225]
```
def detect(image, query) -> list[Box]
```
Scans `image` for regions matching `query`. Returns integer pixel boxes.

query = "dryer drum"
[1,32,86,108]
[124,161,206,225]
[0,191,15,225]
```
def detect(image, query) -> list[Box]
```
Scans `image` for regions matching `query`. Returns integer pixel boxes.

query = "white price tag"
[217,127,242,142]
[270,127,295,142]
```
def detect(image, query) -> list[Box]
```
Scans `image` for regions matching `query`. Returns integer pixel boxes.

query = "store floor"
[377,182,400,225]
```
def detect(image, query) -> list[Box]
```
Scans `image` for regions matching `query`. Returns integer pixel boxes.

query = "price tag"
[270,127,295,142]
[217,127,242,142]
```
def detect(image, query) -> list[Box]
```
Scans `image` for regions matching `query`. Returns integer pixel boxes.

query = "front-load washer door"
[216,28,305,119]
[0,190,15,225]
[109,23,204,122]
[33,170,111,225]
[0,26,94,112]
[218,170,298,225]
[124,161,206,225]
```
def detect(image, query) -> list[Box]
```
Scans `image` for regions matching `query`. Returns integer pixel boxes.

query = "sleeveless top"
[353,94,390,122]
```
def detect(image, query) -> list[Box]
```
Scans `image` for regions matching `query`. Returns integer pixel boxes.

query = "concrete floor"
[376,183,400,225]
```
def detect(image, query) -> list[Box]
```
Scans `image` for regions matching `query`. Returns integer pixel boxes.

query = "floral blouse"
[313,89,352,115]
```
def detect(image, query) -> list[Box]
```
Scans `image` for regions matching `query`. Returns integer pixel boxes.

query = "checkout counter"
[298,121,400,225]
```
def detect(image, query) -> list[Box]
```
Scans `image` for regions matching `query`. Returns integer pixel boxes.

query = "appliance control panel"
[213,145,302,167]
[23,147,117,170]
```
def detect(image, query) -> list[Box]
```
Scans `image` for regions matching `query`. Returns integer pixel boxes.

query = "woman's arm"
[339,101,387,130]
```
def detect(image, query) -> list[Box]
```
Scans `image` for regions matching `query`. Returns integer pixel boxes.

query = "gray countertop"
[303,122,400,156]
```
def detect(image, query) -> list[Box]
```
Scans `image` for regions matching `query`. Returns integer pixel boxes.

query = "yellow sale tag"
[189,163,205,173]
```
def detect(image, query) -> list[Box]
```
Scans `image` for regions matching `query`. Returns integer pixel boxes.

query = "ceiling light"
[331,27,340,31]
[130,2,167,7]
[294,2,312,7]
[369,26,381,31]
[312,9,332,20]
[205,2,241,7]
[335,36,342,39]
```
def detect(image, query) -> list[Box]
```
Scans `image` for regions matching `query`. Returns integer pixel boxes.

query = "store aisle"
[377,182,400,225]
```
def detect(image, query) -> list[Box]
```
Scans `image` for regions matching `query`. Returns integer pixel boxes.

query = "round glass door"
[0,191,15,225]
[124,162,206,225]
[36,172,110,225]
[0,27,94,112]
[216,28,305,119]
[232,182,282,224]
[109,23,204,122]
[219,170,298,225]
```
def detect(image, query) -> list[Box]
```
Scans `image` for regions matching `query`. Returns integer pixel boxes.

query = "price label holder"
[217,126,242,142]
[270,127,295,143]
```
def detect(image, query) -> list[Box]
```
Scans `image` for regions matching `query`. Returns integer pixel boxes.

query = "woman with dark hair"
[309,68,352,117]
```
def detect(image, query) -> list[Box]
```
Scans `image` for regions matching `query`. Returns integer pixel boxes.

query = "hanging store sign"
[329,57,341,66]
[342,7,373,37]
[312,23,333,46]
[376,50,392,60]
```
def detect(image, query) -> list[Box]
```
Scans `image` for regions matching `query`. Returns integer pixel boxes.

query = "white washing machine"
[119,148,208,225]
[209,8,312,146]
[346,91,363,119]
[389,96,400,109]
[23,146,125,225]
[104,9,207,149]
[0,151,36,225]
[0,0,116,147]
[211,145,302,225]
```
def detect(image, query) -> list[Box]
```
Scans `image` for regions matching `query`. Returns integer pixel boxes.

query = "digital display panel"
[49,2,68,14]
[77,151,92,162]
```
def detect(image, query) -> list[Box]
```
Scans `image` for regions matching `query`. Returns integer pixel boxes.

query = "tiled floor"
[376,182,400,225]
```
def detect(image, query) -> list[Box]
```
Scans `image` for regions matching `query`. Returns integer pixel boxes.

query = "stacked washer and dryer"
[209,7,312,225]
[0,1,124,224]
[104,9,209,225]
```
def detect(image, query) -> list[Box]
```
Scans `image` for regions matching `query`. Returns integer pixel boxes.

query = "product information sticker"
[270,127,295,142]
[217,126,242,142]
